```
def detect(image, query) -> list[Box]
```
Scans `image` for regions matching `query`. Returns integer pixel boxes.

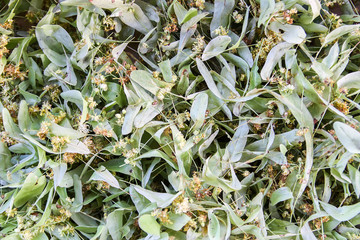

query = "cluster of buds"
[0,20,12,58]
[58,224,76,237]
[0,19,13,30]
[281,164,290,176]
[96,181,110,191]
[164,20,178,34]
[300,203,314,215]
[296,128,309,136]
[312,216,330,230]
[94,57,106,66]
[48,111,67,124]
[0,131,17,146]
[183,218,197,231]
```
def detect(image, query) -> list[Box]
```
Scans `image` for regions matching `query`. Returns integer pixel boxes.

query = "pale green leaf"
[270,187,293,205]
[90,166,120,189]
[138,214,161,236]
[202,36,231,61]
[333,122,360,153]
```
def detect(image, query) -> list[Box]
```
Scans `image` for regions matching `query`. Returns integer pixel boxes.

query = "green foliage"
[1,0,360,239]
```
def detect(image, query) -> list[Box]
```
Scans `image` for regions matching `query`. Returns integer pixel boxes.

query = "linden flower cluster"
[13,207,74,240]
[92,74,108,91]
[324,0,344,7]
[193,130,205,144]
[183,218,197,231]
[123,148,139,166]
[0,20,12,58]
[198,213,207,227]
[328,13,343,30]
[113,137,129,152]
[333,98,350,115]
[214,26,229,36]
[192,35,206,53]
[280,84,295,95]
[96,181,110,191]
[312,216,330,230]
[112,137,139,166]
[43,84,61,102]
[174,131,187,149]
[118,61,137,85]
[282,8,297,24]
[37,121,51,140]
[40,101,52,116]
[172,195,190,214]
[175,111,191,129]
[63,152,83,164]
[232,11,244,23]
[115,109,126,125]
[87,97,97,109]
[51,136,71,152]
[4,207,17,217]
[102,16,116,31]
[189,172,202,194]
[159,17,178,47]
[1,130,17,145]
[14,213,41,237]
[58,224,76,237]
[48,110,67,124]
[189,0,205,10]
[93,126,112,137]
[42,208,74,238]
[152,209,172,224]
[252,31,282,61]
[0,35,9,58]
[156,86,172,100]
[4,64,27,81]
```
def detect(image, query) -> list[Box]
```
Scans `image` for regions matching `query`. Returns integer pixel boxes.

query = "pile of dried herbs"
[1,0,360,239]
